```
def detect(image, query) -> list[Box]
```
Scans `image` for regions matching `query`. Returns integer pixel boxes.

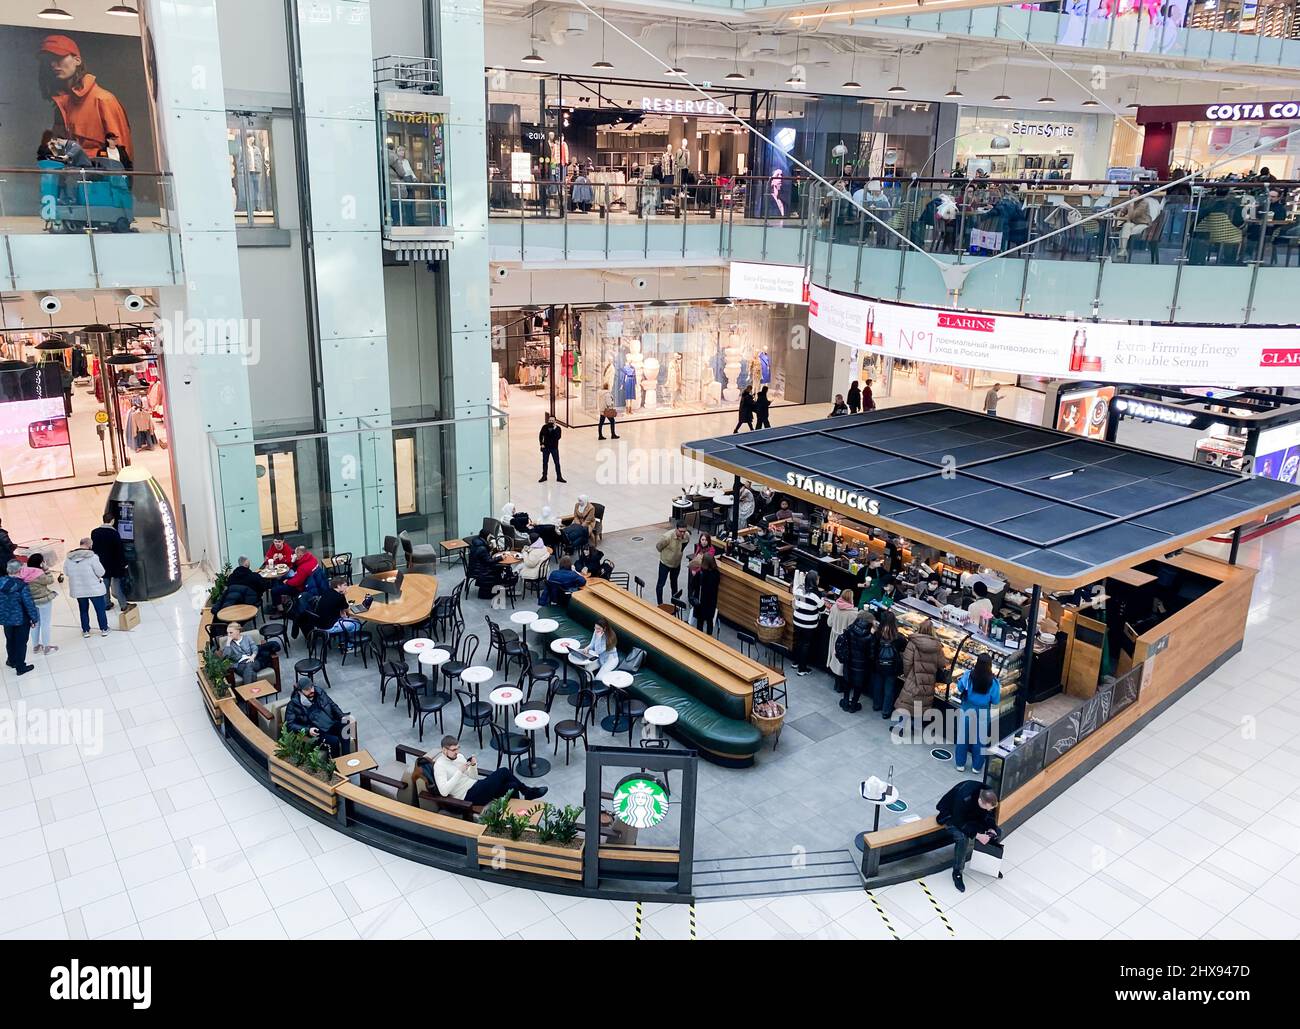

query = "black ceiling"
[684,403,1300,585]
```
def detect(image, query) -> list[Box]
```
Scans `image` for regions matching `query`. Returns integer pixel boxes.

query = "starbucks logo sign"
[612,774,670,830]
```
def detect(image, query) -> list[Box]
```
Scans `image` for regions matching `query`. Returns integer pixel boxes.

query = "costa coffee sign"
[806,284,1300,386]
[1138,100,1300,125]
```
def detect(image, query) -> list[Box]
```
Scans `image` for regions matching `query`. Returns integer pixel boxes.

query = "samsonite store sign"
[806,285,1300,386]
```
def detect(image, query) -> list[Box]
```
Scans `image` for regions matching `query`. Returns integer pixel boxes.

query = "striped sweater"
[792,587,825,630]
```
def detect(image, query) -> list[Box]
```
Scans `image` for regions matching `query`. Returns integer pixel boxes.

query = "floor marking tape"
[865,889,901,941]
[917,879,956,936]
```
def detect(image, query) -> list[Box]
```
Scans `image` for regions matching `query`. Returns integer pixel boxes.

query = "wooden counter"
[345,571,438,627]
[716,558,793,649]
[861,553,1257,877]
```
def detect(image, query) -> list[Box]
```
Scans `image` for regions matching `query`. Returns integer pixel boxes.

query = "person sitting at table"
[283,677,347,756]
[270,545,319,609]
[227,555,272,598]
[567,495,599,535]
[422,736,548,805]
[561,519,590,552]
[541,555,586,605]
[574,615,619,676]
[265,537,293,567]
[468,527,515,597]
[293,577,350,639]
[574,543,612,580]
[520,529,550,584]
[221,622,281,684]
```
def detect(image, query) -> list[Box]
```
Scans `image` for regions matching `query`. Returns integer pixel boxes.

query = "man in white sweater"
[429,737,547,805]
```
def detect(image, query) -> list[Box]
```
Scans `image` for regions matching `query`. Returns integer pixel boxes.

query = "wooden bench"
[577,577,783,715]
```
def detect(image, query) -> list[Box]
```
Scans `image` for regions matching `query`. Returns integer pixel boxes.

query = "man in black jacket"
[284,677,347,756]
[0,519,13,570]
[292,577,350,639]
[228,556,272,598]
[539,414,565,483]
[935,781,1000,892]
[91,514,134,613]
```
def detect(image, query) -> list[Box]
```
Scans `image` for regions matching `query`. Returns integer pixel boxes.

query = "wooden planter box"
[269,754,340,816]
[477,833,584,880]
[197,668,231,725]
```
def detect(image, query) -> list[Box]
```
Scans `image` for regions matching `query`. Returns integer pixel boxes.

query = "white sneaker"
[100,630,110,637]
[82,632,90,639]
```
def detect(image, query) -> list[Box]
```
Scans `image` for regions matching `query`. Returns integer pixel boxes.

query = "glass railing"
[804,176,1299,322]
[488,174,816,262]
[0,166,173,235]
[869,3,1300,68]
[207,406,508,567]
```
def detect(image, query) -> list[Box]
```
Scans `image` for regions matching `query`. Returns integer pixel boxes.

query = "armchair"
[359,743,485,821]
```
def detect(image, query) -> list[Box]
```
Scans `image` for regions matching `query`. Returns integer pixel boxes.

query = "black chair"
[765,641,787,673]
[371,623,406,666]
[608,571,630,591]
[553,688,594,765]
[736,630,758,658]
[377,660,404,704]
[522,556,550,598]
[361,535,398,576]
[204,621,231,650]
[441,632,479,696]
[489,721,530,769]
[294,631,333,687]
[633,576,646,599]
[536,523,562,552]
[483,616,519,669]
[411,677,453,742]
[334,620,372,668]
[455,688,493,748]
[429,587,460,641]
[623,698,648,748]
[518,650,558,702]
[259,620,289,656]
[323,551,354,584]
[672,597,689,622]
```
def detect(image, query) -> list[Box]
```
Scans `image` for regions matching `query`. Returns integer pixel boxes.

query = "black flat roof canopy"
[683,403,1300,590]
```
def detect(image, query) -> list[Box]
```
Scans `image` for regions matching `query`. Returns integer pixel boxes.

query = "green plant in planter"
[206,563,233,609]
[305,744,337,781]
[504,808,537,841]
[201,649,233,699]
[274,727,309,765]
[479,792,515,834]
[543,804,584,846]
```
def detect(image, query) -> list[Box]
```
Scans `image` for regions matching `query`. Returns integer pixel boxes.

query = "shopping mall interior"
[0,0,1299,971]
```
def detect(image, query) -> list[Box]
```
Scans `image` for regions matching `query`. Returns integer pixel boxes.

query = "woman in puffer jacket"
[19,552,59,654]
[894,618,946,731]
[65,538,110,637]
[520,530,550,582]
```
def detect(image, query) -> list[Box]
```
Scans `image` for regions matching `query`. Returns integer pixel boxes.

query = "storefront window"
[227,114,276,227]
[1171,120,1299,179]
[955,107,1116,180]
[255,447,300,536]
[570,300,803,424]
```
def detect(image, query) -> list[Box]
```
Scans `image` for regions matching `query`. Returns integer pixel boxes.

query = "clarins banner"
[807,285,1300,386]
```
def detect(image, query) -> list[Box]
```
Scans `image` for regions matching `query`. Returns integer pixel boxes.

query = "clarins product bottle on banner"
[864,306,875,348]
[1068,330,1084,373]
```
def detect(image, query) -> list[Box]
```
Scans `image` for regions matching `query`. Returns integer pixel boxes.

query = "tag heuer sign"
[612,774,670,830]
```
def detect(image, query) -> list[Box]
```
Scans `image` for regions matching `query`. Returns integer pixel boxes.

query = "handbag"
[968,839,1004,878]
[602,405,617,420]
[617,646,646,673]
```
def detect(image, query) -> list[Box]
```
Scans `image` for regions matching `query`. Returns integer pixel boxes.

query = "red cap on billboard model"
[39,35,81,59]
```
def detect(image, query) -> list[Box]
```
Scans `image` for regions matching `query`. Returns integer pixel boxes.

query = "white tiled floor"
[3,386,1299,940]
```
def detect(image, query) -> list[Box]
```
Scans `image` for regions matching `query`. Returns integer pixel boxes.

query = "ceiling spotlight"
[993,93,1011,102]
[1038,93,1056,104]
[726,69,746,81]
[1038,67,1055,105]
[592,8,614,70]
[1081,98,1100,107]
[38,5,73,18]
[944,45,963,101]
[666,19,685,75]
[843,46,860,90]
[522,5,545,64]
[106,3,139,15]
[944,86,964,98]
[888,83,907,94]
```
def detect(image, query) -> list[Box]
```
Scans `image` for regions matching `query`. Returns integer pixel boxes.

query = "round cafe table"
[418,648,451,676]
[403,638,436,665]
[567,649,599,706]
[489,685,523,728]
[530,616,559,659]
[599,670,635,732]
[643,704,678,741]
[216,603,259,625]
[513,709,551,777]
[510,609,538,645]
[460,664,494,702]
[550,637,580,693]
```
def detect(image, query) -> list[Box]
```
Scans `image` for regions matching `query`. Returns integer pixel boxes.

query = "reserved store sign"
[807,285,1300,387]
